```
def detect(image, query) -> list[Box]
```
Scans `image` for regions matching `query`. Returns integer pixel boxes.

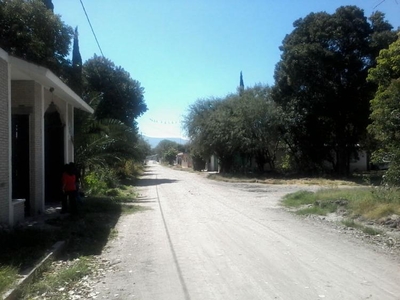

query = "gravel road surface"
[92,162,400,300]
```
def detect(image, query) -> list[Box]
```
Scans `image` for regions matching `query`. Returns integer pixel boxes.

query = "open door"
[44,104,64,204]
[12,115,31,216]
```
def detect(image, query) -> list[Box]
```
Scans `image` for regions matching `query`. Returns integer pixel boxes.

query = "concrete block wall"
[11,80,35,106]
[0,56,10,225]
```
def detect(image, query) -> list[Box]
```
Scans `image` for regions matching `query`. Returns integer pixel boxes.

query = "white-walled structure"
[0,49,93,226]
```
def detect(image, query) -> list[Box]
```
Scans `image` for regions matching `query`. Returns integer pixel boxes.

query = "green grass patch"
[282,190,316,207]
[282,187,400,221]
[0,266,18,295]
[207,173,363,186]
[296,202,339,216]
[0,192,145,298]
[21,256,93,298]
[361,226,383,236]
[341,219,383,236]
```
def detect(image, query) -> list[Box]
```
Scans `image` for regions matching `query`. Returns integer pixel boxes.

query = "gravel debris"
[28,256,119,300]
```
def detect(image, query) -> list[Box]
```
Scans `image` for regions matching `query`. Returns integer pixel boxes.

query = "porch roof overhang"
[7,53,93,114]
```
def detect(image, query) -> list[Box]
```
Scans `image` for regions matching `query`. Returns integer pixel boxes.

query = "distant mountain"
[143,136,189,148]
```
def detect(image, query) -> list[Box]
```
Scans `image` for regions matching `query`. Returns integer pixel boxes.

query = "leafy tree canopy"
[368,35,400,185]
[184,97,233,170]
[272,5,397,174]
[83,55,147,128]
[0,0,73,76]
[153,139,185,160]
[234,85,282,171]
[184,85,282,173]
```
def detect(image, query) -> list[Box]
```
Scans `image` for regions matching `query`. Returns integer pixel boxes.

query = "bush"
[163,148,179,165]
[105,188,120,197]
[117,160,143,178]
[192,155,206,171]
[84,168,119,195]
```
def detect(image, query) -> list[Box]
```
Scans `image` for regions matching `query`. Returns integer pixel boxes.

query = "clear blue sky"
[53,0,400,138]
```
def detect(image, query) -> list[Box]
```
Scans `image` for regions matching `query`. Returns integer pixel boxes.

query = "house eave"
[8,55,94,114]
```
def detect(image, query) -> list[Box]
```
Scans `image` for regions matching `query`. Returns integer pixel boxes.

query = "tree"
[184,97,240,173]
[75,118,140,168]
[368,35,400,185]
[69,27,83,96]
[153,139,184,163]
[0,0,73,76]
[74,115,145,192]
[272,6,397,175]
[164,148,179,165]
[184,86,283,173]
[41,0,53,11]
[83,55,147,128]
[135,136,152,162]
[235,85,282,172]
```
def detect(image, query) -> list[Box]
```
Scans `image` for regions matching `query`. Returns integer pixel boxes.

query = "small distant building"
[176,152,192,168]
[206,155,218,172]
[349,150,368,172]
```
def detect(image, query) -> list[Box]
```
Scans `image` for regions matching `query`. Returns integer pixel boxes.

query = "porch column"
[31,83,45,215]
[0,50,11,225]
[70,105,74,162]
[64,103,74,163]
[64,102,69,163]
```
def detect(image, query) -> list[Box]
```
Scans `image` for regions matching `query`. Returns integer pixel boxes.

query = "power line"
[79,0,105,57]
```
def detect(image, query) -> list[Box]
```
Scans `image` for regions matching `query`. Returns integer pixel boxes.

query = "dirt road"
[93,163,400,299]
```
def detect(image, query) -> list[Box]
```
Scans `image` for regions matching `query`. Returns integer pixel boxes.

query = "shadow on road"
[136,178,178,187]
[133,197,158,203]
[140,172,158,176]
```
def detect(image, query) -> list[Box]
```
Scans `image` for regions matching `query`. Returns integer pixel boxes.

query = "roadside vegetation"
[183,6,400,186]
[0,1,151,297]
[207,173,377,186]
[152,139,186,166]
[181,6,400,238]
[281,186,400,234]
[0,182,146,299]
[1,0,399,297]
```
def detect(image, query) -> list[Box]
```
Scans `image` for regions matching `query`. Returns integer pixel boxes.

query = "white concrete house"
[0,48,93,226]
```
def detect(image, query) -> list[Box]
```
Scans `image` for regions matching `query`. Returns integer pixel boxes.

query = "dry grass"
[282,187,400,221]
[207,173,360,186]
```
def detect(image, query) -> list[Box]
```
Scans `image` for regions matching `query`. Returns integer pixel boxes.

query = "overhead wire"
[78,0,143,129]
[79,0,105,57]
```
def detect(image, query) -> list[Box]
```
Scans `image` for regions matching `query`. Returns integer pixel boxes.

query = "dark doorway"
[12,115,31,216]
[44,104,64,204]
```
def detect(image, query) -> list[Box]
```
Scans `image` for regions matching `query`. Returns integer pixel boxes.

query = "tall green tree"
[272,6,397,175]
[184,86,282,173]
[235,85,282,172]
[368,35,400,185]
[153,139,184,164]
[41,0,53,11]
[184,97,240,173]
[69,27,83,96]
[0,0,73,76]
[83,55,147,128]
